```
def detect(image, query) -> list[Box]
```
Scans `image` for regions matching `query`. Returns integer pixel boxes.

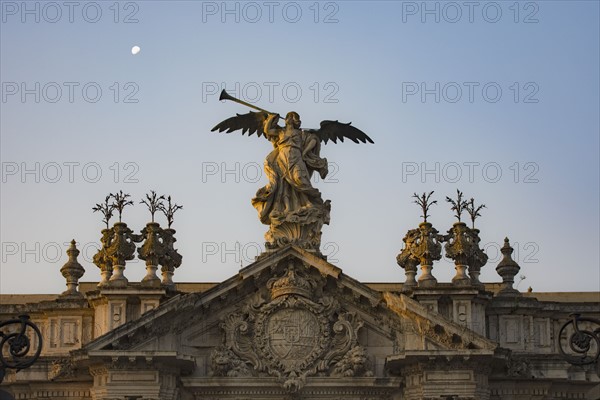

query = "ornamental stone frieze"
[214,263,372,393]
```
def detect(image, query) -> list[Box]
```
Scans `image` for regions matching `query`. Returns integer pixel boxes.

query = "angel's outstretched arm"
[264,114,281,139]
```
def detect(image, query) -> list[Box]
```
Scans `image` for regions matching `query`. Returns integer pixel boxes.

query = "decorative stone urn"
[414,222,443,287]
[93,228,114,287]
[159,228,182,290]
[106,222,137,287]
[138,222,165,288]
[397,228,420,289]
[445,222,475,286]
[466,228,488,286]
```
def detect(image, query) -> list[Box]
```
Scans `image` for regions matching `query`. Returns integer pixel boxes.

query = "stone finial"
[59,240,85,298]
[495,237,521,296]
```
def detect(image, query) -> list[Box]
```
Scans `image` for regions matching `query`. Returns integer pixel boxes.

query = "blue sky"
[1,1,599,294]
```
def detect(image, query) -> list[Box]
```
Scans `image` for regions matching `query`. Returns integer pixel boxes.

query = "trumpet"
[218,89,280,117]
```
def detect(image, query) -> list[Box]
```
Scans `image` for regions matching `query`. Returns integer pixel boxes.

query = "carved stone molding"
[185,380,398,400]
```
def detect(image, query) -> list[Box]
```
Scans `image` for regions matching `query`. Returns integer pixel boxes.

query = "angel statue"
[211,90,373,253]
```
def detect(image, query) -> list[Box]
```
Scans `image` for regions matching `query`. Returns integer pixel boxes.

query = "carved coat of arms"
[212,263,371,392]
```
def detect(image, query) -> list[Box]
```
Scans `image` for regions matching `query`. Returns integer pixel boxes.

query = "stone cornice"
[181,376,402,396]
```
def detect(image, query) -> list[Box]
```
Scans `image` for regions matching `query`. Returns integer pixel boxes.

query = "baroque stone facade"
[0,245,598,399]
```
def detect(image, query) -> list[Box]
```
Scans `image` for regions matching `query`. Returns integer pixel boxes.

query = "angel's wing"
[211,111,270,138]
[307,120,374,144]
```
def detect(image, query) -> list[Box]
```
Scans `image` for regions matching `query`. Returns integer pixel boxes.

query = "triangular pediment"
[81,246,358,351]
[78,245,495,379]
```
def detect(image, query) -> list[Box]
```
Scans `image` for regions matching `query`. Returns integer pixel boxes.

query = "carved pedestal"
[452,263,470,286]
[419,263,437,287]
[108,264,128,287]
[98,268,112,288]
[264,202,330,252]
